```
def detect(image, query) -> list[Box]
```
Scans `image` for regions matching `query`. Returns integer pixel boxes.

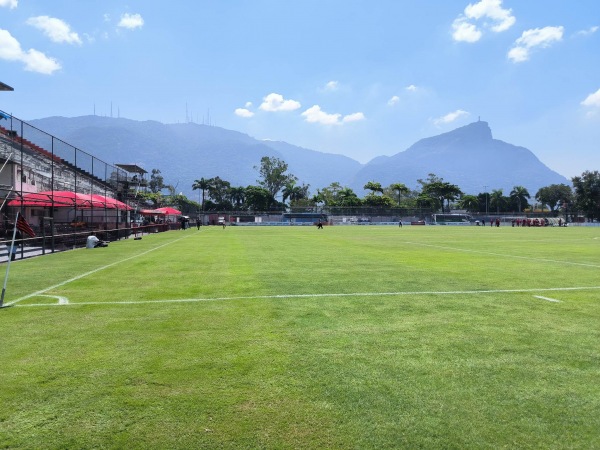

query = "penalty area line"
[4,233,195,307]
[13,285,600,307]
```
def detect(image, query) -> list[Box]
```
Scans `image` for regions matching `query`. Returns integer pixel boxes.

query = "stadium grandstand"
[0,110,168,261]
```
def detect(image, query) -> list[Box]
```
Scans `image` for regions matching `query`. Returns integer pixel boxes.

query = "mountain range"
[28,116,569,198]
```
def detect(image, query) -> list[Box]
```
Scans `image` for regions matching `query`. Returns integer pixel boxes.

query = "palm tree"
[229,186,246,210]
[510,185,530,213]
[294,184,309,203]
[364,181,384,195]
[440,183,463,212]
[490,189,505,213]
[418,175,462,213]
[312,190,324,205]
[337,187,361,206]
[192,177,211,211]
[282,182,310,206]
[389,183,409,206]
[282,181,296,205]
[458,195,480,212]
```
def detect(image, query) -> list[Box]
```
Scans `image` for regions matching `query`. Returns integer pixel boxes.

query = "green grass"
[1,225,599,449]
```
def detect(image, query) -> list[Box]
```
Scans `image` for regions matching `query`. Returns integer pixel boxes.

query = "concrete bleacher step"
[0,129,63,163]
[1,121,119,193]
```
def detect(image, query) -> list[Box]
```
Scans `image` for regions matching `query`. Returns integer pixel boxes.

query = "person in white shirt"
[86,233,108,249]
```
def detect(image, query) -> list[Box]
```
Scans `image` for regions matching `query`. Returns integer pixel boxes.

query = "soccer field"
[1,225,599,448]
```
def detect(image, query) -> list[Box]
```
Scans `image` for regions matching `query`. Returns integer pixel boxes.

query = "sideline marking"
[5,234,195,307]
[36,294,70,305]
[403,241,600,268]
[534,295,561,303]
[14,285,600,307]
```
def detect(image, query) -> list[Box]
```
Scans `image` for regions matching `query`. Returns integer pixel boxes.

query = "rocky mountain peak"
[28,115,568,197]
[453,120,493,141]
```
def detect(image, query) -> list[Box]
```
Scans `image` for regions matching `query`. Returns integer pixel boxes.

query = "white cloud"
[324,80,339,91]
[388,95,400,106]
[300,106,364,125]
[26,16,82,45]
[581,88,600,108]
[83,33,95,44]
[508,26,564,63]
[0,0,17,9]
[452,18,482,42]
[389,86,417,106]
[507,46,528,63]
[259,93,301,112]
[464,0,515,32]
[575,26,599,37]
[342,112,365,123]
[0,29,60,74]
[515,26,564,48]
[245,101,253,108]
[452,0,515,42]
[234,108,254,118]
[434,109,469,126]
[22,48,61,74]
[0,29,22,60]
[118,13,144,30]
[301,105,341,125]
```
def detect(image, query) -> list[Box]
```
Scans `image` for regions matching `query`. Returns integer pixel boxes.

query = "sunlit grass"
[1,225,599,448]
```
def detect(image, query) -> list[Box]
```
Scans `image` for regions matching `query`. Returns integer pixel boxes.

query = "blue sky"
[1,0,599,179]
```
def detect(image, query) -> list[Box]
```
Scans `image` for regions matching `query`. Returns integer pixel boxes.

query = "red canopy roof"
[89,194,132,210]
[8,191,131,210]
[8,191,91,208]
[155,207,181,215]
[140,209,165,215]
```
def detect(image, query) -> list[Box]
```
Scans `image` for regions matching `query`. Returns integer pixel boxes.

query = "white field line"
[534,295,561,303]
[5,234,195,307]
[13,286,600,307]
[403,241,600,268]
[36,294,70,305]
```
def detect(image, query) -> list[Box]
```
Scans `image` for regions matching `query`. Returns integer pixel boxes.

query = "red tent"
[89,194,132,210]
[140,209,165,215]
[155,207,181,215]
[8,191,132,210]
[8,191,92,208]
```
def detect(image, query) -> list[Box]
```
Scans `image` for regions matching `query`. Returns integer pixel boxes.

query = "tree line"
[141,156,600,221]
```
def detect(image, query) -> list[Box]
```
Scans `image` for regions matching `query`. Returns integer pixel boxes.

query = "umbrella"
[155,207,181,215]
